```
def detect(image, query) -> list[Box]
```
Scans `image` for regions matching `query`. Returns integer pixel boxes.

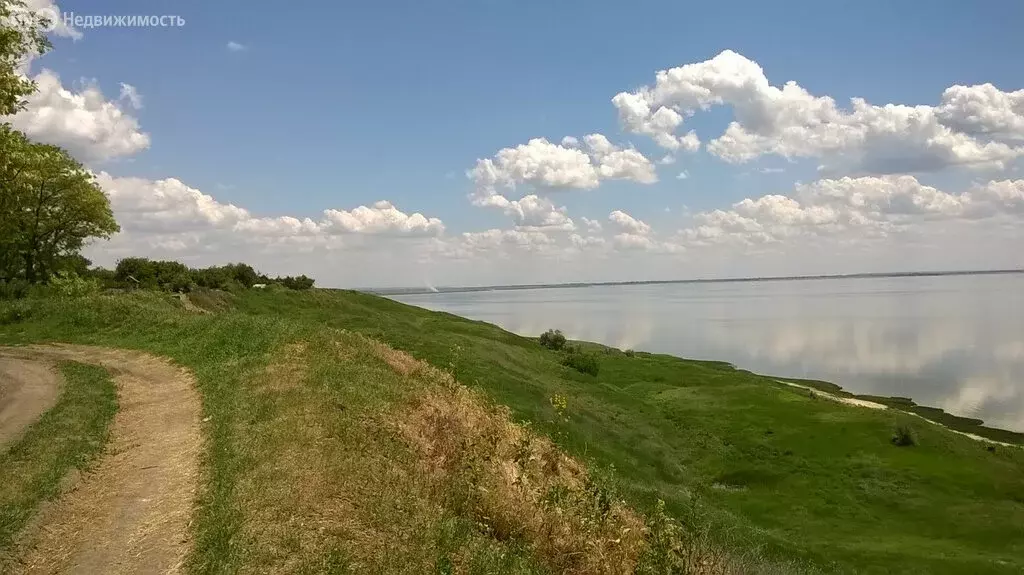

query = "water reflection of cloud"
[396,278,1024,432]
[703,320,1024,431]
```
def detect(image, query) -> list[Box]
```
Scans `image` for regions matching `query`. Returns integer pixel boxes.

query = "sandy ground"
[1,345,202,575]
[0,357,61,447]
[776,379,888,409]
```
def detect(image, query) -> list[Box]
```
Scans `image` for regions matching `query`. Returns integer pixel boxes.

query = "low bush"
[539,329,566,350]
[892,423,917,447]
[47,272,101,299]
[561,348,600,376]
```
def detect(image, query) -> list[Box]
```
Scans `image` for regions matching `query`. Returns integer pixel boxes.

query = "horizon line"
[363,267,1024,295]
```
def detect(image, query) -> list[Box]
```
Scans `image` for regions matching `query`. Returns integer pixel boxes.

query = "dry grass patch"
[376,341,646,574]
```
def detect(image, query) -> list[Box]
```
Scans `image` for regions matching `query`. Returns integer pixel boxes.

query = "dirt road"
[0,345,202,575]
[0,357,60,446]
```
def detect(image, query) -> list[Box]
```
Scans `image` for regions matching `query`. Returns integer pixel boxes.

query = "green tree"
[1,0,51,115]
[0,133,120,282]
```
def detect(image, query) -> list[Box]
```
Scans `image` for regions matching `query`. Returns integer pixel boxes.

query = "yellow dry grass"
[234,335,748,574]
[372,341,649,575]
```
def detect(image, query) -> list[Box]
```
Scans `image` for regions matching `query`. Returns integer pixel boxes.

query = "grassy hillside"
[1,288,1022,574]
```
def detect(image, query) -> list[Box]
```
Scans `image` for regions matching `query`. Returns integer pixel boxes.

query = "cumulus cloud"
[935,84,1024,142]
[613,50,1024,174]
[94,173,446,255]
[468,134,656,201]
[11,69,150,161]
[226,41,247,52]
[608,210,652,235]
[471,193,575,231]
[679,176,1024,246]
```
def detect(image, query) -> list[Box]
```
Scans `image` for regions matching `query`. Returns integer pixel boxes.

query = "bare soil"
[1,345,202,575]
[0,356,60,447]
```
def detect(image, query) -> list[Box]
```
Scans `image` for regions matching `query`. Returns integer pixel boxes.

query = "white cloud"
[226,41,247,52]
[676,170,689,180]
[935,84,1024,143]
[658,155,676,165]
[11,69,150,161]
[473,193,575,231]
[450,228,554,257]
[760,167,785,174]
[468,134,656,201]
[118,83,143,110]
[569,233,606,249]
[613,50,1024,174]
[679,176,1024,246]
[18,0,80,39]
[95,173,445,246]
[581,217,603,232]
[323,200,445,236]
[608,210,652,235]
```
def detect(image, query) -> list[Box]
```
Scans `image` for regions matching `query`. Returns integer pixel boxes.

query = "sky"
[8,0,1024,287]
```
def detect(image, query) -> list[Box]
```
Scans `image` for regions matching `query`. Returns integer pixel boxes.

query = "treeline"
[0,256,315,299]
[109,257,314,292]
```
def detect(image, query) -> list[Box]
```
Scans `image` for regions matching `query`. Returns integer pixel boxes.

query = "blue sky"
[11,0,1024,286]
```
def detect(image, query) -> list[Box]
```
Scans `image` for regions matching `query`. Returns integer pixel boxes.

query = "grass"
[0,361,117,562]
[0,289,1022,573]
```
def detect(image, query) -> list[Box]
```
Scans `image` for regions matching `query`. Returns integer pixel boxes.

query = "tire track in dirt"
[1,345,202,575]
[0,357,60,447]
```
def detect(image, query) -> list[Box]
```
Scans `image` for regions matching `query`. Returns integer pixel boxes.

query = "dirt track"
[0,345,202,575]
[0,357,60,446]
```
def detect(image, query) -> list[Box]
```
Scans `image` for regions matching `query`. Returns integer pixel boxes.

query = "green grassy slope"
[1,289,1022,574]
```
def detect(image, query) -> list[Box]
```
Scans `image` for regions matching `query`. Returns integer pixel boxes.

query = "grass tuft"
[892,423,918,447]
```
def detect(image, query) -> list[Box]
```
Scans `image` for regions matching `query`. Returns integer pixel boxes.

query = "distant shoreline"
[368,267,1024,296]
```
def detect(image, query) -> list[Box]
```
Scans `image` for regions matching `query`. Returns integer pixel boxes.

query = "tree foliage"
[0,127,120,282]
[1,0,51,115]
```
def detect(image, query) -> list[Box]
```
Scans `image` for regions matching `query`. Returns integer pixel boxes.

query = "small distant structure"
[252,283,267,289]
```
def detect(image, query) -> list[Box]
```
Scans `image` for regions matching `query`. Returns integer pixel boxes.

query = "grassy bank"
[0,361,117,561]
[1,289,1022,573]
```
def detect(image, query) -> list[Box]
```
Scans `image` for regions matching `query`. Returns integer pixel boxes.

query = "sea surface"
[393,273,1024,432]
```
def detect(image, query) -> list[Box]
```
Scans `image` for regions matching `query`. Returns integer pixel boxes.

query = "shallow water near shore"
[395,273,1024,433]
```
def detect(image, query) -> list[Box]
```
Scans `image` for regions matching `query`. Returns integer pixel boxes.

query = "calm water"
[394,274,1024,432]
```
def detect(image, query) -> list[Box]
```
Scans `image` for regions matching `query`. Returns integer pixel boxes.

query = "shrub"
[562,348,600,376]
[47,272,100,299]
[892,423,917,447]
[278,274,315,290]
[624,349,636,358]
[539,329,566,350]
